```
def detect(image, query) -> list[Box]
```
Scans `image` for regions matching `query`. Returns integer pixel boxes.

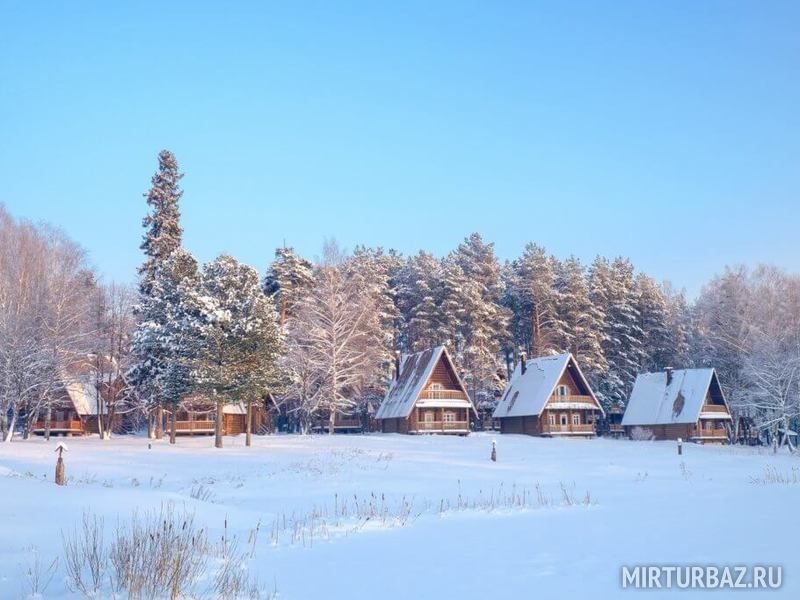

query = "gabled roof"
[375,346,476,420]
[492,352,603,418]
[622,368,730,426]
[60,356,121,416]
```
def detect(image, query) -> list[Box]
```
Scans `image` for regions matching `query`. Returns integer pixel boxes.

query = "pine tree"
[138,150,184,294]
[450,233,509,416]
[555,256,606,374]
[263,246,314,326]
[185,255,282,448]
[635,273,671,372]
[590,257,644,409]
[503,243,564,356]
[129,150,185,438]
[395,251,441,352]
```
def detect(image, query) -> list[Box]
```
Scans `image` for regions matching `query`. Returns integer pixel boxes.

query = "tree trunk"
[245,398,252,447]
[44,403,52,441]
[215,394,223,449]
[328,406,336,435]
[147,411,154,439]
[4,405,18,442]
[155,404,164,439]
[169,406,177,444]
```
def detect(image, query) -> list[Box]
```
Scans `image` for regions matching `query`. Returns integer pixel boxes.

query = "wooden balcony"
[33,420,82,433]
[541,423,596,435]
[692,428,728,440]
[330,418,362,429]
[167,420,215,433]
[414,420,469,433]
[700,404,728,413]
[419,389,469,401]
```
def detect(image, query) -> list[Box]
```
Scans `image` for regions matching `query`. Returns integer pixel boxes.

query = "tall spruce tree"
[129,150,185,438]
[263,246,314,326]
[138,150,184,293]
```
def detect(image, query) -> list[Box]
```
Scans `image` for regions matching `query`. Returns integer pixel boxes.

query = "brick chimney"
[665,367,674,386]
[394,351,401,380]
[520,352,527,375]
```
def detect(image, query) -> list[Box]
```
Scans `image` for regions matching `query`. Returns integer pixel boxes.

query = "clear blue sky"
[1,1,798,297]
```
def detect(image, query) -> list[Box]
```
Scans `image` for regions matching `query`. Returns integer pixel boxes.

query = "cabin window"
[423,411,434,423]
[548,413,556,426]
[556,385,569,397]
[443,412,456,423]
[55,410,66,421]
[560,414,568,426]
[572,414,580,426]
[429,383,443,390]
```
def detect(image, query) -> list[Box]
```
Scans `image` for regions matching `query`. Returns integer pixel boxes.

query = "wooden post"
[491,439,497,462]
[54,443,67,486]
[677,437,683,455]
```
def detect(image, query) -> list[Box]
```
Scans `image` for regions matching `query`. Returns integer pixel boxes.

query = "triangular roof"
[622,368,730,426]
[493,352,603,418]
[59,356,121,416]
[375,346,476,420]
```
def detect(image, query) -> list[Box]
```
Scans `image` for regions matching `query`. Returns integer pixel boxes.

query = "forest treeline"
[2,151,798,445]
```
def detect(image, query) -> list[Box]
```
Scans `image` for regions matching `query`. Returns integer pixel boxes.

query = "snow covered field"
[1,433,798,599]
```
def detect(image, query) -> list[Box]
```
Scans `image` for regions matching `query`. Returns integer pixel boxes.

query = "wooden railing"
[415,421,469,432]
[333,418,362,428]
[607,424,625,432]
[541,423,595,434]
[700,404,728,413]
[549,394,595,403]
[33,420,82,431]
[170,420,215,432]
[693,428,728,438]
[420,389,468,401]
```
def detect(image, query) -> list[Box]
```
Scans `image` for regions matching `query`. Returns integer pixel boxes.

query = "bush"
[629,426,655,441]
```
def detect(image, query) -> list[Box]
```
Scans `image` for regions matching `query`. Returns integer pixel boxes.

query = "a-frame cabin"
[622,368,732,443]
[493,352,604,437]
[375,346,477,435]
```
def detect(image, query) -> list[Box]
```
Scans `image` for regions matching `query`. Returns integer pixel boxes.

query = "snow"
[493,352,602,418]
[623,369,730,426]
[1,434,798,599]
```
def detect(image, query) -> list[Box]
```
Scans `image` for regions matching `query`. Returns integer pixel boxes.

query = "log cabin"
[622,368,732,443]
[165,396,268,436]
[493,352,604,437]
[375,346,477,434]
[32,357,128,436]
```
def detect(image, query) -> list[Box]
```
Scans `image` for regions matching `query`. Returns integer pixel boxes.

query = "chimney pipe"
[665,367,674,386]
[520,352,527,375]
[394,351,401,380]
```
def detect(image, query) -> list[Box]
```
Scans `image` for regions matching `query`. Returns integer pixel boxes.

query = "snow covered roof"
[222,403,247,415]
[493,352,603,419]
[622,368,730,426]
[59,356,120,416]
[375,346,475,420]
